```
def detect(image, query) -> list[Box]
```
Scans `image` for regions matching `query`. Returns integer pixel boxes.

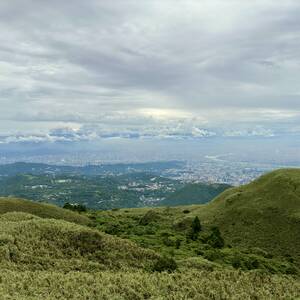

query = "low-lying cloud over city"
[1,0,300,143]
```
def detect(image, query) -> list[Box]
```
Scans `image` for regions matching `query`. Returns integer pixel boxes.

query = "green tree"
[152,256,177,273]
[206,226,224,249]
[187,216,202,241]
[192,216,202,233]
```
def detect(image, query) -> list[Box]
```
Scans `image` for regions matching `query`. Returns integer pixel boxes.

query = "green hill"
[0,211,158,273]
[195,168,300,264]
[0,197,91,225]
[160,182,231,206]
[1,170,300,299]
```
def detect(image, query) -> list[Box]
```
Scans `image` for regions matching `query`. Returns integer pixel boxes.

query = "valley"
[0,162,230,209]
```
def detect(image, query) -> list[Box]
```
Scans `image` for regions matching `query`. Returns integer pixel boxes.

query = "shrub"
[63,202,87,213]
[175,238,181,249]
[139,210,160,226]
[162,236,175,247]
[203,249,224,262]
[152,256,177,273]
[205,227,224,249]
[192,216,202,233]
[187,216,202,241]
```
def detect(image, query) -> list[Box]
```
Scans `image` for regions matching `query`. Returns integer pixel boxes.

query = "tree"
[192,216,202,233]
[206,226,224,249]
[187,216,202,241]
[152,256,177,273]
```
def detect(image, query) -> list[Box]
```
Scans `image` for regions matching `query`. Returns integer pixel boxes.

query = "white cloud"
[0,1,300,139]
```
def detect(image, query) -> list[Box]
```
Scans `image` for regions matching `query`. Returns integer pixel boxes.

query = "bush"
[192,216,202,233]
[203,249,224,262]
[186,216,202,241]
[139,210,160,226]
[175,238,181,249]
[152,256,177,273]
[63,202,87,213]
[205,227,224,249]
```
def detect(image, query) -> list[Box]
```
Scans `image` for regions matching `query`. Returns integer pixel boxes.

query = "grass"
[160,182,231,206]
[193,168,300,265]
[0,197,90,225]
[92,205,298,275]
[0,169,300,298]
[0,211,158,272]
[0,269,299,299]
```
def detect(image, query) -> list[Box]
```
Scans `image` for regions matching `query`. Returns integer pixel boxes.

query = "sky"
[1,0,300,144]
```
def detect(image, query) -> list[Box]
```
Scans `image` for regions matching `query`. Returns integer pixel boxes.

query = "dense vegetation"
[160,182,230,206]
[93,206,298,275]
[0,197,90,225]
[195,168,300,265]
[0,168,300,298]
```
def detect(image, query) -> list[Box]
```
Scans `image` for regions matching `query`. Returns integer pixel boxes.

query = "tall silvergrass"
[0,269,299,299]
[0,210,299,299]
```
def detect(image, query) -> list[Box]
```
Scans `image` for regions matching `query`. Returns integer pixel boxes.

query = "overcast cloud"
[1,0,300,142]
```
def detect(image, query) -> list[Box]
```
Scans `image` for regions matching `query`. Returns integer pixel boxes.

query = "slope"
[0,197,90,225]
[160,182,231,206]
[0,211,159,272]
[196,168,300,264]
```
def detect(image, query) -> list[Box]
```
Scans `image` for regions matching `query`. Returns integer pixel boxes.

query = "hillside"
[194,168,300,264]
[0,199,298,299]
[160,182,231,206]
[0,211,158,273]
[0,170,300,298]
[0,197,90,225]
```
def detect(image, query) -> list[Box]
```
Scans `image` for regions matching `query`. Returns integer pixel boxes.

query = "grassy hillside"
[160,182,231,206]
[0,208,299,299]
[0,211,158,273]
[0,197,90,225]
[184,168,300,265]
[93,169,300,270]
[1,269,299,299]
[1,168,300,299]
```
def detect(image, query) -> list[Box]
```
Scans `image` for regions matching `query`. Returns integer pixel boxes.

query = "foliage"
[63,202,87,212]
[194,168,300,265]
[202,226,225,249]
[192,216,202,233]
[0,197,90,225]
[0,168,300,298]
[0,269,299,299]
[160,182,231,206]
[152,255,177,272]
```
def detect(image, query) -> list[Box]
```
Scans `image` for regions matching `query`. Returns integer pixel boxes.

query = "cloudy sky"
[1,0,300,143]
